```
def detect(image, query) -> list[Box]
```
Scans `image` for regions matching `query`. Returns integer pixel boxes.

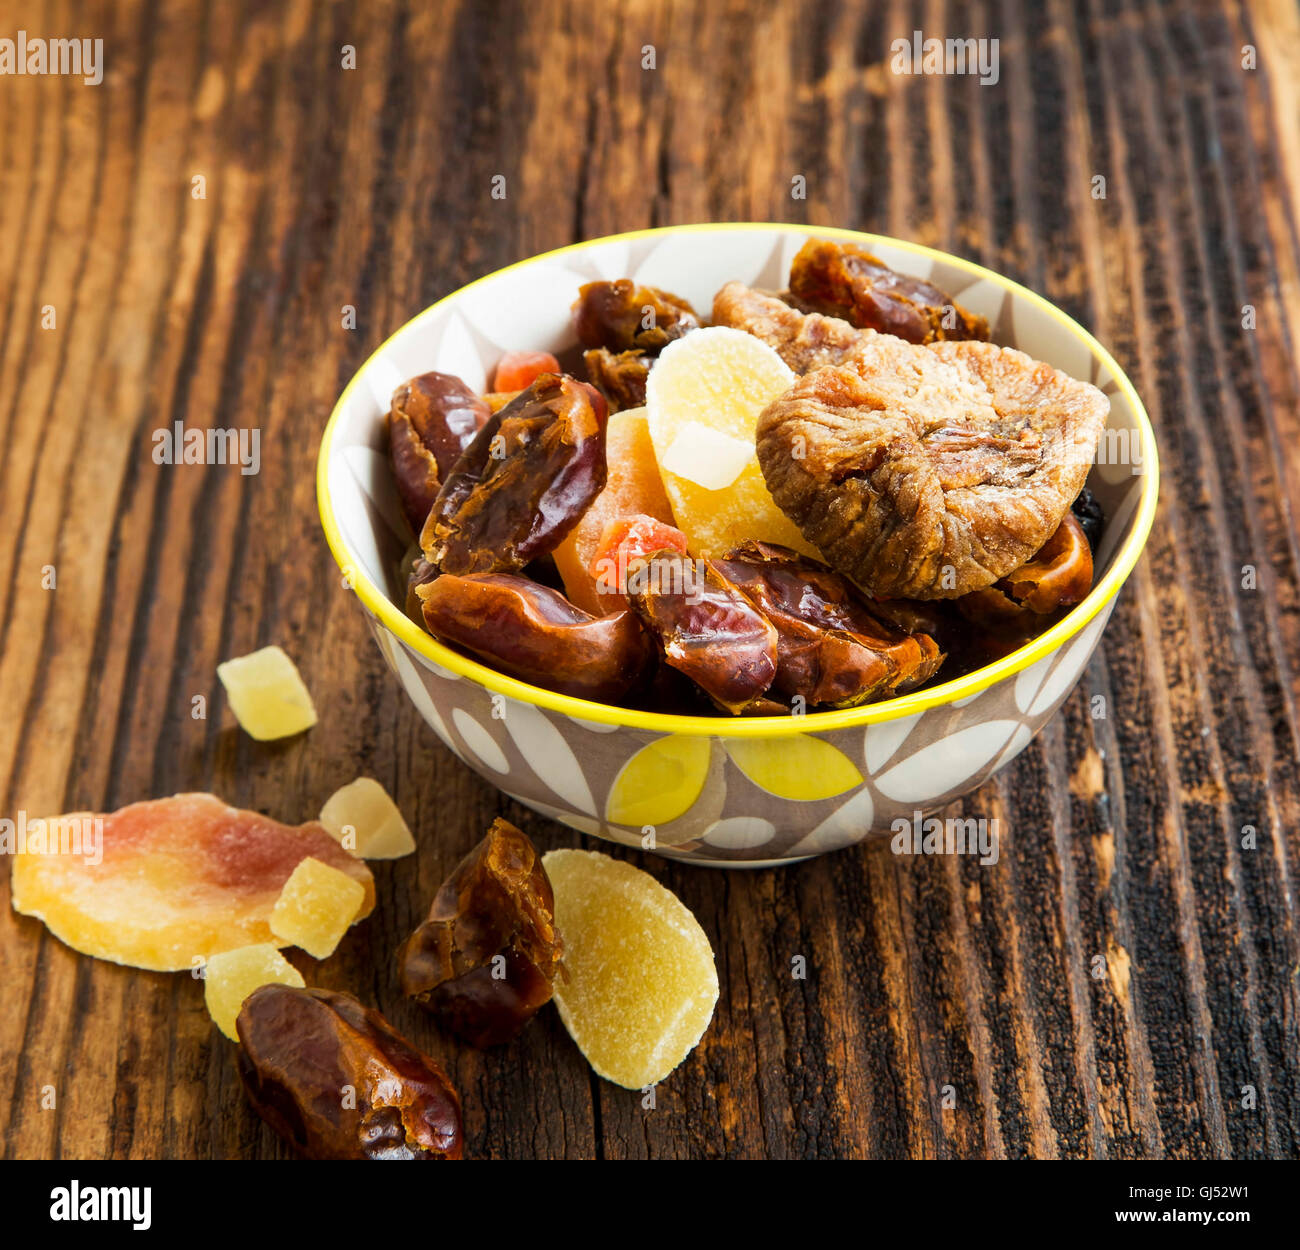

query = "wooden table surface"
[2,0,1298,1161]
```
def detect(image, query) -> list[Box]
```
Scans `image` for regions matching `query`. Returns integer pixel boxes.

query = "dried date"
[388,372,491,534]
[235,986,462,1160]
[421,373,608,575]
[398,819,562,1048]
[417,571,653,700]
[625,549,778,713]
[572,279,700,353]
[583,347,651,412]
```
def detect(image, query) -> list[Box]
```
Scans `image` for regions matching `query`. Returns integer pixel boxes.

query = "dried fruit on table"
[756,337,1109,599]
[712,281,873,374]
[10,793,374,971]
[541,849,718,1089]
[388,371,491,534]
[420,373,608,576]
[319,777,415,859]
[269,856,367,959]
[493,350,561,392]
[788,237,990,343]
[583,347,651,412]
[644,325,818,557]
[204,943,304,1041]
[713,541,944,706]
[589,514,689,610]
[217,644,317,740]
[625,548,778,713]
[417,572,653,701]
[236,985,462,1160]
[572,279,699,353]
[551,407,675,615]
[398,818,562,1047]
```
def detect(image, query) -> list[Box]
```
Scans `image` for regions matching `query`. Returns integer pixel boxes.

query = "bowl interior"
[319,224,1155,732]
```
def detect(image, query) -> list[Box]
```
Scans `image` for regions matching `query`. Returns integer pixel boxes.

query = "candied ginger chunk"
[541,849,718,1088]
[645,326,818,558]
[204,944,304,1041]
[270,857,367,959]
[319,777,415,859]
[217,645,317,740]
[9,793,374,971]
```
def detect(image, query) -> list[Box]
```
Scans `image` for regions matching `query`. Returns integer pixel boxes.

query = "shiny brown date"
[789,238,989,344]
[625,550,778,713]
[572,279,700,353]
[387,372,491,534]
[999,513,1093,613]
[417,572,653,700]
[421,373,608,575]
[235,986,462,1160]
[398,819,562,1048]
[583,347,651,412]
[713,542,944,706]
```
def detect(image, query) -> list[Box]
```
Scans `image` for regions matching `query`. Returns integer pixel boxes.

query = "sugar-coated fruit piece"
[318,777,416,859]
[10,793,375,971]
[551,407,675,615]
[645,326,819,557]
[270,856,367,959]
[541,849,718,1088]
[216,645,317,740]
[398,818,562,1047]
[492,351,561,392]
[204,944,305,1041]
[588,514,689,608]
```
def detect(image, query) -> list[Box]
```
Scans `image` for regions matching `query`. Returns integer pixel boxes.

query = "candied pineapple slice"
[270,857,367,959]
[9,793,375,971]
[217,645,317,740]
[318,777,415,859]
[645,326,819,558]
[541,849,718,1088]
[552,407,675,615]
[204,943,304,1041]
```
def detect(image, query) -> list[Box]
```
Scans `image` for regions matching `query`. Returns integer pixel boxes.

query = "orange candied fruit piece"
[588,514,689,605]
[492,351,561,393]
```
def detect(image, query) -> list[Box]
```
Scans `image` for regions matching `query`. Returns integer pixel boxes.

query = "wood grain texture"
[1,0,1297,1160]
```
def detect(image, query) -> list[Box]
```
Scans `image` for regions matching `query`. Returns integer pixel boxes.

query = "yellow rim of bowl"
[316,222,1160,738]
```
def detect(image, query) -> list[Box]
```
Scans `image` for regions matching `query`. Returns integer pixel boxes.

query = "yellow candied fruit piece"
[541,849,718,1089]
[645,326,819,558]
[204,943,304,1041]
[318,777,415,859]
[216,645,317,741]
[269,857,366,960]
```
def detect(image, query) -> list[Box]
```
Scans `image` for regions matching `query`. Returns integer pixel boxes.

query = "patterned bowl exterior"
[318,224,1157,866]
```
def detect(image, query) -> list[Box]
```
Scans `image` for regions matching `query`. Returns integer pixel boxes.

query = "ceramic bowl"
[317,223,1158,866]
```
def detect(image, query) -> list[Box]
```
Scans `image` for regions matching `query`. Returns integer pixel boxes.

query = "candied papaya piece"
[398,819,562,1047]
[420,373,608,576]
[572,279,699,353]
[269,856,367,959]
[204,943,305,1041]
[10,793,375,971]
[551,407,675,615]
[589,514,689,609]
[493,350,561,392]
[789,237,990,343]
[644,326,820,558]
[237,986,463,1160]
[319,777,415,859]
[626,549,778,713]
[417,572,653,701]
[541,849,718,1088]
[388,371,491,534]
[713,541,945,705]
[217,645,317,741]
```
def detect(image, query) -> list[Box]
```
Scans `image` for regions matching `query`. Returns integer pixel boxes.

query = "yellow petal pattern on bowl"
[605,735,713,827]
[724,736,863,800]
